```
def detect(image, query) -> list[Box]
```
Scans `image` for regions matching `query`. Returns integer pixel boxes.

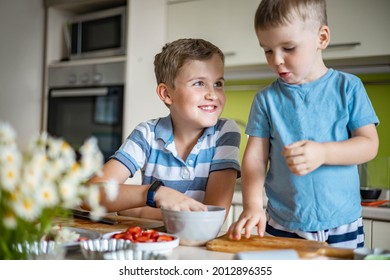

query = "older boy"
[86,38,241,220]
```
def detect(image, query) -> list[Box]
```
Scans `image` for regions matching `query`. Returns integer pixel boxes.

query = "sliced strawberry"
[157,235,174,242]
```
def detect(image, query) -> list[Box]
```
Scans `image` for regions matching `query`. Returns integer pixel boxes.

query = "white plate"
[58,227,101,250]
[102,231,179,252]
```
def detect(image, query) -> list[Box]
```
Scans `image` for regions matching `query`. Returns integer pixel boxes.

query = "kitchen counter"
[362,206,390,222]
[63,215,341,260]
[62,215,234,260]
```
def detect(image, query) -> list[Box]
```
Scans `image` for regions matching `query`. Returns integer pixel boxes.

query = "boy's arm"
[83,159,207,213]
[203,168,238,219]
[323,124,378,164]
[228,136,269,239]
[283,124,379,176]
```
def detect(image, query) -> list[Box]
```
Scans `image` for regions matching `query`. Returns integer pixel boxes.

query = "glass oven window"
[47,86,123,162]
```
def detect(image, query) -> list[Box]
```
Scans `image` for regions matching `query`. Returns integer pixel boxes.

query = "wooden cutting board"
[206,234,354,259]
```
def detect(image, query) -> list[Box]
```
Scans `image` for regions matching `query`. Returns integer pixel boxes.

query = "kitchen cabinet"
[168,0,390,67]
[372,220,390,249]
[324,0,390,60]
[167,0,265,67]
[360,219,390,249]
[363,219,372,248]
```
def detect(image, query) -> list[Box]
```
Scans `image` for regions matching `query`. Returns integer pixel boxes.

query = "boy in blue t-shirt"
[228,0,379,248]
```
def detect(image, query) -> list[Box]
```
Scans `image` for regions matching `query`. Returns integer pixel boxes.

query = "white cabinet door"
[221,206,234,232]
[167,0,265,67]
[168,0,390,67]
[324,0,390,60]
[372,220,390,249]
[363,219,372,248]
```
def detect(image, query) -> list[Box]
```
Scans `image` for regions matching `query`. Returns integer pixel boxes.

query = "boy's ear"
[156,83,173,105]
[318,25,330,50]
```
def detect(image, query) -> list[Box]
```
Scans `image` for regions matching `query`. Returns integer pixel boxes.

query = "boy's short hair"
[154,38,225,89]
[254,0,327,30]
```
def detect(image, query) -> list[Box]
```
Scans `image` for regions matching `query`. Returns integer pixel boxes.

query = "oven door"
[47,86,123,162]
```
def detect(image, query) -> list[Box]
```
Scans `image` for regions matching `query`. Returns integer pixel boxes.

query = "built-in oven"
[47,61,125,162]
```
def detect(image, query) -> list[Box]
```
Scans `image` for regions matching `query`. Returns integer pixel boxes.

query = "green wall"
[221,73,390,189]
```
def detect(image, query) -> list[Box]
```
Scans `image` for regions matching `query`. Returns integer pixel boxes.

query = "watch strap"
[146,180,163,208]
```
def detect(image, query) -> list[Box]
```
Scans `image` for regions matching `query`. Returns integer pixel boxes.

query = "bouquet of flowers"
[0,121,116,259]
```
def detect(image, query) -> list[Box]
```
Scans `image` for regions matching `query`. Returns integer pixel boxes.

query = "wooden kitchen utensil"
[206,234,354,259]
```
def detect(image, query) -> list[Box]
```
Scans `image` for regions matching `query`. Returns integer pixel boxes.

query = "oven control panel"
[48,61,125,87]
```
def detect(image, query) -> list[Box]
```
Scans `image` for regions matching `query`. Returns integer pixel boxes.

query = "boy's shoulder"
[331,68,361,82]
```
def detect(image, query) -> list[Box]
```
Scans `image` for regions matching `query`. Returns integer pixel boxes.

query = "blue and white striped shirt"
[112,115,241,201]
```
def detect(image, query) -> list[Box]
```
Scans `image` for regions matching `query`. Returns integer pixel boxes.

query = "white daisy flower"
[89,205,106,221]
[0,145,21,166]
[85,185,101,209]
[0,164,19,192]
[0,121,16,144]
[12,194,41,222]
[103,180,119,201]
[36,182,59,208]
[58,177,80,206]
[3,211,17,229]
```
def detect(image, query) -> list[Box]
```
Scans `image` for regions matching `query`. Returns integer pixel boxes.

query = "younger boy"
[86,38,241,220]
[228,0,379,248]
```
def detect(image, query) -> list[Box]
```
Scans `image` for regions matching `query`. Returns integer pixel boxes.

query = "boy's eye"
[214,81,224,88]
[284,47,295,52]
[193,81,204,86]
[264,49,272,54]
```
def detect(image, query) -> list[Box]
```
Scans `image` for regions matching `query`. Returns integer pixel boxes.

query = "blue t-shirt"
[112,115,241,202]
[246,69,379,231]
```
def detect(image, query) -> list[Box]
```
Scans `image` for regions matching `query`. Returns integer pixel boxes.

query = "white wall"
[124,0,169,135]
[0,0,44,150]
[124,0,170,184]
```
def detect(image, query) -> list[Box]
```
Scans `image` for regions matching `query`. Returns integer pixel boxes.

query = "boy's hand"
[155,186,208,212]
[227,205,266,240]
[282,140,326,176]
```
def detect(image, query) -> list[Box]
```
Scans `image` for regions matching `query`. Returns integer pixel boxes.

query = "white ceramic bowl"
[161,205,226,246]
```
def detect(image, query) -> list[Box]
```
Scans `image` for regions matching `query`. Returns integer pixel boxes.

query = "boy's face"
[256,18,329,85]
[165,54,225,131]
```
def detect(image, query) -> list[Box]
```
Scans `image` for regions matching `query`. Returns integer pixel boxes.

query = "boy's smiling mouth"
[199,105,217,112]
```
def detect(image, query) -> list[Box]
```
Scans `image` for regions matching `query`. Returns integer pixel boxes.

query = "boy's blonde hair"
[254,0,327,30]
[154,38,225,89]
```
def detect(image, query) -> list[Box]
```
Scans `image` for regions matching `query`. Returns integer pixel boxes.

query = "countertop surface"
[64,215,335,260]
[62,215,235,260]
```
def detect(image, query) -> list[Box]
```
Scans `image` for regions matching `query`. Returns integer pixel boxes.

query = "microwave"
[69,6,127,60]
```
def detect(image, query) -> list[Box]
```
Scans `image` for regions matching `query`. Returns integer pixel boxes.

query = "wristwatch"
[146,180,163,208]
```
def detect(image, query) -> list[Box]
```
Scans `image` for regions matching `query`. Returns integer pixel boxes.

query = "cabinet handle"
[327,42,361,49]
[224,51,236,57]
[50,88,108,97]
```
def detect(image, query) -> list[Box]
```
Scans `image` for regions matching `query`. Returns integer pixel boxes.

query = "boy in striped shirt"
[87,38,241,220]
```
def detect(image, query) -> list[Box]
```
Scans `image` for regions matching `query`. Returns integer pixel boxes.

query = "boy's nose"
[272,53,284,66]
[205,90,218,100]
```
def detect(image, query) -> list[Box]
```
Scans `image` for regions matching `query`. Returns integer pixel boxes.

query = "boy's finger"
[284,140,307,149]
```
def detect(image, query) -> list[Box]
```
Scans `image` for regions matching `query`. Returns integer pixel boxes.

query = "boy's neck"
[173,126,205,161]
